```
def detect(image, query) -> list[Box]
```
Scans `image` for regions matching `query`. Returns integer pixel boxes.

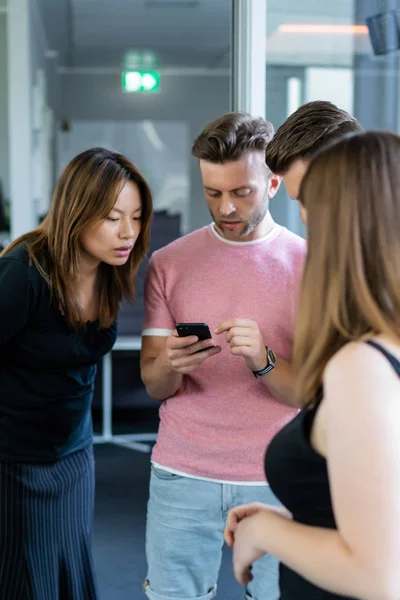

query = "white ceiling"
[37,0,231,69]
[36,0,383,70]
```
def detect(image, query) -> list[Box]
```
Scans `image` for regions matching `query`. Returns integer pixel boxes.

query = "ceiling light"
[278,24,369,35]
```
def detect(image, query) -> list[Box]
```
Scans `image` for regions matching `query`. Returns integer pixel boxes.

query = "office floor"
[93,442,246,600]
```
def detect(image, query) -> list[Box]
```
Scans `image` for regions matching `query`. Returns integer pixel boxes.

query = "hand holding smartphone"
[163,323,220,374]
[176,323,213,353]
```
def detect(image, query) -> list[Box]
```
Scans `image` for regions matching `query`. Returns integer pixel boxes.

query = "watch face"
[267,348,277,366]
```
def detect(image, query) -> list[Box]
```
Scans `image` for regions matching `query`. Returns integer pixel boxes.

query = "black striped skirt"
[0,446,99,600]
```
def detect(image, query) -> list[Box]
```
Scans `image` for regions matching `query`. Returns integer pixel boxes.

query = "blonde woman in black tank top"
[224,131,400,600]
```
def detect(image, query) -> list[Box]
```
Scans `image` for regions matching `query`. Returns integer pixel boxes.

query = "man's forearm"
[141,355,183,401]
[259,356,297,407]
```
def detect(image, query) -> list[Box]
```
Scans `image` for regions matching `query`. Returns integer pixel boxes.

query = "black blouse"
[0,244,117,462]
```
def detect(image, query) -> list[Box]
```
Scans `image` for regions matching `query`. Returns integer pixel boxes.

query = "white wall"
[7,0,61,239]
[0,3,8,203]
[305,67,354,115]
[7,0,36,238]
[29,0,59,217]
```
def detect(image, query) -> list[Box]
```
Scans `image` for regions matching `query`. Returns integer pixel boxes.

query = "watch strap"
[252,346,276,377]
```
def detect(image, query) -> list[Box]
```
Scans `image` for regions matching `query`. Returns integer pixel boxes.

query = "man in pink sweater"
[141,112,306,600]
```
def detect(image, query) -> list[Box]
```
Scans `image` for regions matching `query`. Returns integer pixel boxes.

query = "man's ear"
[268,174,282,199]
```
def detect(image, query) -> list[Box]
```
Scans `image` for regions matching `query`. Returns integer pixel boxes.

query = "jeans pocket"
[151,464,183,481]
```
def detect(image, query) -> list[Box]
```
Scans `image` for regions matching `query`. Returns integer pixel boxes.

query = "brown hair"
[294,131,400,405]
[2,147,153,329]
[192,112,274,163]
[265,101,362,175]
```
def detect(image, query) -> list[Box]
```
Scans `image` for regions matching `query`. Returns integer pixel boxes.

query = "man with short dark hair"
[141,112,306,600]
[265,101,363,222]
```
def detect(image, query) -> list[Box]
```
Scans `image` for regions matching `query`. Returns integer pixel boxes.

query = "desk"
[93,335,157,453]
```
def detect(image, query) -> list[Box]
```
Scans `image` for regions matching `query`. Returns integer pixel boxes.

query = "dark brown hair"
[192,112,274,163]
[294,131,400,405]
[265,101,362,175]
[2,147,153,329]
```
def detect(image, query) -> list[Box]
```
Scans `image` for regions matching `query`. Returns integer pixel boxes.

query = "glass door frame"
[231,0,267,117]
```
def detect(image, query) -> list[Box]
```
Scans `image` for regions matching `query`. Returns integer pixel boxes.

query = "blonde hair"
[295,131,400,404]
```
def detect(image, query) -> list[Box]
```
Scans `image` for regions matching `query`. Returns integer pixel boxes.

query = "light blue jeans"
[144,465,280,600]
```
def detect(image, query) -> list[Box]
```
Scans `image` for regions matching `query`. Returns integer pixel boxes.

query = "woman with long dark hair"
[0,147,153,599]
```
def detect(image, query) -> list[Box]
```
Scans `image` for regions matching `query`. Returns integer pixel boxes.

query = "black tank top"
[265,341,400,600]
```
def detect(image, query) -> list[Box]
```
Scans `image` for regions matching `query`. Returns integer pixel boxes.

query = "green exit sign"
[122,70,160,93]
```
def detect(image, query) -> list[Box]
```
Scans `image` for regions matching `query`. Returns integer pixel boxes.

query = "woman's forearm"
[253,511,394,600]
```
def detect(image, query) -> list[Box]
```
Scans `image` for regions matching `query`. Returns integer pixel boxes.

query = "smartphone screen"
[176,323,212,341]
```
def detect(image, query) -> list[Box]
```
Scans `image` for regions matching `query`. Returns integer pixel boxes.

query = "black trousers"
[0,446,99,600]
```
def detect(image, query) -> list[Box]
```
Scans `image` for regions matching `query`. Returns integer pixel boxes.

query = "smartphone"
[176,322,212,352]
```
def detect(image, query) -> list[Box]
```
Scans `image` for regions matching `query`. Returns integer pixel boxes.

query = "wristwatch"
[252,346,277,377]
